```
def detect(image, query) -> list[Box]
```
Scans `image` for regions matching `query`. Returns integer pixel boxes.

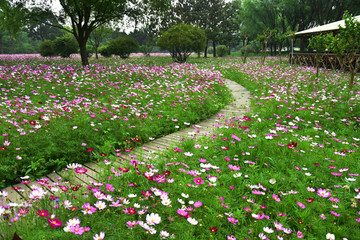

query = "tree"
[308,33,334,78]
[275,32,286,63]
[162,0,230,58]
[104,36,139,59]
[89,26,113,59]
[331,12,360,89]
[0,0,28,39]
[53,35,79,58]
[157,23,206,63]
[30,0,169,66]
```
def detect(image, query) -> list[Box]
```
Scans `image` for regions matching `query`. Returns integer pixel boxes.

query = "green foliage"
[216,45,228,57]
[308,34,334,53]
[157,23,206,63]
[99,45,112,58]
[53,35,79,58]
[39,40,56,57]
[139,45,153,57]
[207,47,214,54]
[105,36,139,59]
[328,12,360,88]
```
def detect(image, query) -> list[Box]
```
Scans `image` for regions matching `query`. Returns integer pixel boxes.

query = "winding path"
[1,79,250,204]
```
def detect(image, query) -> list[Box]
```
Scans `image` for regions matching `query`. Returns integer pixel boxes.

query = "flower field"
[1,56,360,240]
[0,55,231,187]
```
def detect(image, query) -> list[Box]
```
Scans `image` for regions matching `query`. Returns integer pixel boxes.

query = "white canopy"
[295,15,360,37]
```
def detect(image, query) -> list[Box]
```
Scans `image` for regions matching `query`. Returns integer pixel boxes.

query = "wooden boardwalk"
[0,79,250,205]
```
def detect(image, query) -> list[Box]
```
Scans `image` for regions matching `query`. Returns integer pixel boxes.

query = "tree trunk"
[213,40,216,58]
[204,39,208,58]
[243,37,248,63]
[79,41,89,66]
[278,46,282,64]
[95,47,99,60]
[300,38,306,52]
[350,70,355,89]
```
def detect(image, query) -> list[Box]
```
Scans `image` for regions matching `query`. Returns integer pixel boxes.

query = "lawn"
[0,55,359,240]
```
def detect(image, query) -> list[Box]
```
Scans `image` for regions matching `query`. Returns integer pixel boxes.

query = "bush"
[157,23,206,63]
[105,36,139,59]
[240,44,260,55]
[39,40,56,57]
[99,45,112,57]
[207,47,213,54]
[53,36,79,58]
[216,45,229,57]
[139,45,153,57]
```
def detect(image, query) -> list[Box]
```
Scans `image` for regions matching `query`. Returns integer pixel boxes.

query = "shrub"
[99,45,112,57]
[53,36,79,58]
[207,47,213,54]
[106,36,139,59]
[157,23,206,63]
[39,40,56,57]
[216,45,228,57]
[139,45,153,57]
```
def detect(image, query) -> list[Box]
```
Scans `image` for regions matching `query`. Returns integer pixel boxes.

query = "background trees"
[157,23,206,62]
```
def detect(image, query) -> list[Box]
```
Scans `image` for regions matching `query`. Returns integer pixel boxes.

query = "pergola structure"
[289,16,360,71]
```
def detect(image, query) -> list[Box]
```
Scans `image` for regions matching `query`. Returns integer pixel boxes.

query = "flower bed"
[0,56,231,187]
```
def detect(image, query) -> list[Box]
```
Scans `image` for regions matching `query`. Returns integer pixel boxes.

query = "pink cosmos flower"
[82,203,96,215]
[228,217,238,225]
[70,225,85,235]
[297,201,306,209]
[272,194,281,202]
[297,230,304,238]
[126,221,138,229]
[194,201,202,208]
[317,188,331,198]
[106,184,114,192]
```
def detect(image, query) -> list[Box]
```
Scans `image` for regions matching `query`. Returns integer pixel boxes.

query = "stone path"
[1,79,250,205]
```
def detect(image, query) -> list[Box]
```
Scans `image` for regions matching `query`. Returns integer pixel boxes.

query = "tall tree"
[29,0,169,66]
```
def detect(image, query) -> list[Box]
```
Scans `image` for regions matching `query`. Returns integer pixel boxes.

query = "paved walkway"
[1,79,250,205]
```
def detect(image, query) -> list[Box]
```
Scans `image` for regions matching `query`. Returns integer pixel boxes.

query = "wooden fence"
[289,53,360,72]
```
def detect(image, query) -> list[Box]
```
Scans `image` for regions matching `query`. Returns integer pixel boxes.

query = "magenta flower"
[48,218,62,228]
[194,177,204,185]
[297,201,306,209]
[194,201,202,208]
[106,184,114,192]
[297,230,304,238]
[177,209,189,217]
[36,209,50,218]
[228,217,238,225]
[75,168,87,174]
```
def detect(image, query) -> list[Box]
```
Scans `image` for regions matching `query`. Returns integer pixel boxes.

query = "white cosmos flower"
[187,217,198,225]
[128,194,137,198]
[162,199,171,206]
[146,213,161,225]
[233,173,242,178]
[181,193,189,198]
[326,233,335,240]
[269,178,276,184]
[263,227,274,233]
[345,177,356,182]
